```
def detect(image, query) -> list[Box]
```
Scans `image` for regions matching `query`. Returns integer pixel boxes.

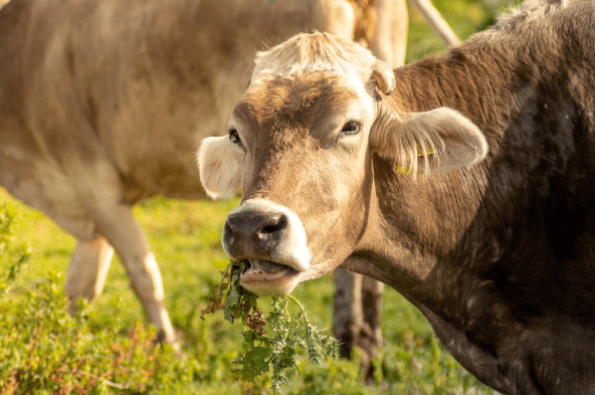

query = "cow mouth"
[240,259,299,282]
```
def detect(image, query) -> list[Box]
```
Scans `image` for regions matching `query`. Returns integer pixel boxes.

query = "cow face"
[198,33,487,296]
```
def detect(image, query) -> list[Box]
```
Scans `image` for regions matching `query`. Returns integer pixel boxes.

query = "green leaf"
[224,284,241,323]
[237,346,271,381]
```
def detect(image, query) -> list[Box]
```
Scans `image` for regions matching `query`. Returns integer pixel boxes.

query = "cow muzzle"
[222,199,311,296]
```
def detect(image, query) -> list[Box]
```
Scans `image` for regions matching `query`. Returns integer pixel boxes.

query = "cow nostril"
[224,221,232,236]
[258,214,287,235]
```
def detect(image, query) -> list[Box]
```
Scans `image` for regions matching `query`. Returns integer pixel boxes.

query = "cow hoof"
[153,329,182,354]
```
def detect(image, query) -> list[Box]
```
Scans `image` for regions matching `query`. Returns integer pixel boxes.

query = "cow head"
[198,32,487,296]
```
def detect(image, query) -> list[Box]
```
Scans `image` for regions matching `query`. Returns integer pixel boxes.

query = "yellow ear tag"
[396,145,436,174]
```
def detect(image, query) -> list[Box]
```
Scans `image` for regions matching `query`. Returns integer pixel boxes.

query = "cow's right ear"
[197,136,244,199]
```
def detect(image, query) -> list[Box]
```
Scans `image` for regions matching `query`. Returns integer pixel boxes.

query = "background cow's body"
[0,0,413,345]
[200,0,595,393]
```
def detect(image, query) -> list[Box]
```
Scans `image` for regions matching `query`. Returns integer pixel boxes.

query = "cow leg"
[368,0,409,68]
[62,151,178,348]
[65,236,114,313]
[333,269,382,381]
[91,203,178,347]
[360,276,384,382]
[333,269,364,360]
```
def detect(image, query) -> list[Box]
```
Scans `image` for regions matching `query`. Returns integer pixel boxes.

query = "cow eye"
[229,128,241,145]
[341,121,361,135]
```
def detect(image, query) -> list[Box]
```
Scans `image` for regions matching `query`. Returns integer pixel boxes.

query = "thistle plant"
[202,260,339,392]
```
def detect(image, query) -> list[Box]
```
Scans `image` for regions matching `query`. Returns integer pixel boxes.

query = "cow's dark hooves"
[152,329,183,356]
[153,329,167,344]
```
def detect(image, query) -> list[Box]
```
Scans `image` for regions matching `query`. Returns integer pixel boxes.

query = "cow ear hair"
[197,136,244,199]
[370,107,488,175]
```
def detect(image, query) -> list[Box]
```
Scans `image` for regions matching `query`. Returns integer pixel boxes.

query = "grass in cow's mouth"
[201,259,264,332]
[201,260,339,392]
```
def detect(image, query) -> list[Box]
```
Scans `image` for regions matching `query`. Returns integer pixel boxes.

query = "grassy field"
[1,193,497,395]
[0,1,517,393]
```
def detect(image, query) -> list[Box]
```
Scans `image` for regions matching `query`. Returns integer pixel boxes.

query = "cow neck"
[358,27,590,346]
[360,44,506,289]
[356,42,534,308]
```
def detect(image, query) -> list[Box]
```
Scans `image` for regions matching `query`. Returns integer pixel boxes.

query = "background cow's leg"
[62,147,178,348]
[333,0,408,381]
[333,271,385,381]
[368,0,409,68]
[91,203,177,347]
[360,276,383,381]
[65,237,114,314]
[333,269,364,360]
[333,272,383,382]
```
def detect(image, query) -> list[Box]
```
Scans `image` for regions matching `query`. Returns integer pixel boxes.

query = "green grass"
[406,0,520,62]
[0,189,497,394]
[0,1,517,393]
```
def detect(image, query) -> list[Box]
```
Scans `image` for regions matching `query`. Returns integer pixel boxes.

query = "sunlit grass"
[0,188,496,394]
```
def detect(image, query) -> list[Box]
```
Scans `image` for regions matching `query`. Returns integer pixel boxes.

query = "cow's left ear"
[197,136,244,199]
[370,107,488,174]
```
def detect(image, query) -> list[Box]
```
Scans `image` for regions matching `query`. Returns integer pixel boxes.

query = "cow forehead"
[251,32,377,84]
[234,71,373,129]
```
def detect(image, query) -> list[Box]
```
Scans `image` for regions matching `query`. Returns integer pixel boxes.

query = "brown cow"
[0,0,412,347]
[199,0,595,393]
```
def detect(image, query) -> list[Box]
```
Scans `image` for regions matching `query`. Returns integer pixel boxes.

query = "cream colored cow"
[0,0,417,348]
